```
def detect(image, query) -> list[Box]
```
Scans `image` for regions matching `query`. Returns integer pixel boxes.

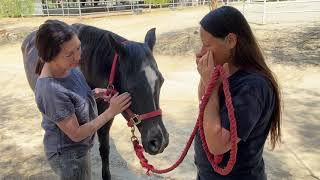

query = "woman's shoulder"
[70,67,85,79]
[35,77,69,100]
[229,69,275,105]
[70,68,89,86]
[231,69,272,91]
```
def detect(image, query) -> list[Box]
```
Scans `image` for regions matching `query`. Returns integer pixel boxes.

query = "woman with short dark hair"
[34,19,131,180]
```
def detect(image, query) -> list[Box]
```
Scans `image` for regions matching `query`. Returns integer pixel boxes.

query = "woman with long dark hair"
[195,6,281,179]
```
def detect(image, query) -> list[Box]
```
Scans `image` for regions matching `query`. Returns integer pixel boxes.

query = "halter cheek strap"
[105,41,162,127]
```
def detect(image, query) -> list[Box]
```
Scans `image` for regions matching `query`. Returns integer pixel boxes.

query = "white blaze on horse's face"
[143,65,157,108]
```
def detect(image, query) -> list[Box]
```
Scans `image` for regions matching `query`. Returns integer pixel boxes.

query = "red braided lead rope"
[198,66,238,175]
[132,65,238,175]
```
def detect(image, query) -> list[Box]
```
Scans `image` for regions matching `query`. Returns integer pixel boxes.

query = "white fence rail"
[229,0,320,24]
[25,0,320,24]
[29,0,211,16]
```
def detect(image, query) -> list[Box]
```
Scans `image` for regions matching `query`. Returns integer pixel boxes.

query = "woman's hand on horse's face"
[93,88,111,101]
[107,92,132,117]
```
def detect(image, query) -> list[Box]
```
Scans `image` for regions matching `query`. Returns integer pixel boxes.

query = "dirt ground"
[0,5,319,180]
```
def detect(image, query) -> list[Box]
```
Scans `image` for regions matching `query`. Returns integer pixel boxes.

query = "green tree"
[0,0,34,17]
[146,0,170,5]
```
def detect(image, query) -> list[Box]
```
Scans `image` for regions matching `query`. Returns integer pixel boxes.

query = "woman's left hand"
[93,88,111,101]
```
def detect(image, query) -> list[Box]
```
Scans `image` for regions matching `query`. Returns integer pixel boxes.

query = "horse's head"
[108,28,169,155]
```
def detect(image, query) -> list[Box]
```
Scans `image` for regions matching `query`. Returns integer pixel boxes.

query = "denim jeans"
[47,150,91,180]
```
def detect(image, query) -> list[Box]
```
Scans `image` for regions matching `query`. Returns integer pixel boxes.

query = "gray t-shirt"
[35,68,98,158]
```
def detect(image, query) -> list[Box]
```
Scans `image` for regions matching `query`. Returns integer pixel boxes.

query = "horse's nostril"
[148,138,161,153]
[150,139,157,147]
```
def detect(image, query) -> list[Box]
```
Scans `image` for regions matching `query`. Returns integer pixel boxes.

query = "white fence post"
[67,0,70,16]
[263,0,266,24]
[46,0,49,16]
[242,0,245,15]
[62,0,65,16]
[78,0,82,16]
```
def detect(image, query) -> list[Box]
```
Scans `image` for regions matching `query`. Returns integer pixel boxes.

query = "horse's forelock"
[120,42,154,74]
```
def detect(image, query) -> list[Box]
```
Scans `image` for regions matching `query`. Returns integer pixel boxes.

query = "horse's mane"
[71,24,152,88]
[71,24,122,87]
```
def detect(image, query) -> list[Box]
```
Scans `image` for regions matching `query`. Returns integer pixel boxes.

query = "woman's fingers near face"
[196,51,203,59]
[203,51,209,67]
[198,54,204,67]
[207,51,214,67]
[196,53,201,65]
[199,51,209,67]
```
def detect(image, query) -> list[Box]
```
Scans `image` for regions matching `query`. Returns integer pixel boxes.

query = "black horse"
[21,24,169,180]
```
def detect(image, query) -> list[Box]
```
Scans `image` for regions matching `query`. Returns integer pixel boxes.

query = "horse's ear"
[108,34,126,55]
[144,28,156,51]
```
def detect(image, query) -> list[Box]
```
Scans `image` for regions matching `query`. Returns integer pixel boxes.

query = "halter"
[105,41,162,128]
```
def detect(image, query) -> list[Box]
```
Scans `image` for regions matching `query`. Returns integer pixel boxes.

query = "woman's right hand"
[106,92,131,117]
[196,46,206,64]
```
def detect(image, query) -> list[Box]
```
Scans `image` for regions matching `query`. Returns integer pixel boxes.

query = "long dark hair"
[200,6,281,149]
[35,19,75,75]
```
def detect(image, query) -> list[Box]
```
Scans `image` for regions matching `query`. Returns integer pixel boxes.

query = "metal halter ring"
[106,84,114,91]
[105,84,115,96]
[130,114,141,126]
[131,135,138,142]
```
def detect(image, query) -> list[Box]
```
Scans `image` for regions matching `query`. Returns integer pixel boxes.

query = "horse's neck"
[77,26,126,89]
[99,31,127,89]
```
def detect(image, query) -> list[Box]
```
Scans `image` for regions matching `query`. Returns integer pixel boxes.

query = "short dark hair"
[35,20,75,75]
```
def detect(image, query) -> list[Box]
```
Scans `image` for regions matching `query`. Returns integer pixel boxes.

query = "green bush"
[145,0,171,5]
[0,0,34,17]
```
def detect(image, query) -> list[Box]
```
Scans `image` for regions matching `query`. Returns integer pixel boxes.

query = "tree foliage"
[0,0,34,17]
